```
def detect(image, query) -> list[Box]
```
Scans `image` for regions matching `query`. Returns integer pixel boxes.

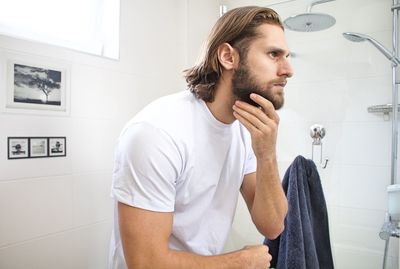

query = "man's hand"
[234,93,287,239]
[232,93,279,161]
[241,245,272,269]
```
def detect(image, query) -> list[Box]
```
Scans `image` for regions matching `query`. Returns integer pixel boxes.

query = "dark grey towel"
[264,155,334,269]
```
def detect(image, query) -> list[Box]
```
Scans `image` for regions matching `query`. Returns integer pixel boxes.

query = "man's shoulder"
[121,90,198,141]
[140,90,196,118]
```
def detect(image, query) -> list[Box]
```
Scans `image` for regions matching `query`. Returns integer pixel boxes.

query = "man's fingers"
[233,105,267,131]
[249,93,280,124]
[234,101,274,127]
[233,111,259,134]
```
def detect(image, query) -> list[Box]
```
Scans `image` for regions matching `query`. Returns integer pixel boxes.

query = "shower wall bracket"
[367,104,400,120]
[392,3,400,11]
[367,104,400,113]
[379,213,400,240]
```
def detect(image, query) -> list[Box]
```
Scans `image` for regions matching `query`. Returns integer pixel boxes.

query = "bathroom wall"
[0,0,188,268]
[218,0,399,268]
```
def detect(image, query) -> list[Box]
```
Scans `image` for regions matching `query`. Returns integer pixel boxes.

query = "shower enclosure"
[222,0,400,268]
[342,2,400,268]
[284,1,400,267]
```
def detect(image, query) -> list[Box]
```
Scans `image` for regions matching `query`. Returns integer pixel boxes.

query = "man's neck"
[205,75,237,124]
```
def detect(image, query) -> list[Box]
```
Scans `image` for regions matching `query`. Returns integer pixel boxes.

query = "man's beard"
[232,62,284,110]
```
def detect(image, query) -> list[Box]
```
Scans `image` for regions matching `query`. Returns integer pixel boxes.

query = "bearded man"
[109,6,293,269]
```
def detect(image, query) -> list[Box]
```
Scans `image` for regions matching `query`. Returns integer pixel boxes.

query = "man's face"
[232,23,293,109]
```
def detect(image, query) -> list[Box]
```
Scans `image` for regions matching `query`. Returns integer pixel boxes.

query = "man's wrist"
[256,154,277,165]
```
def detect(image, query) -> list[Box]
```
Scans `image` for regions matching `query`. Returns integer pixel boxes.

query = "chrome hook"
[310,124,329,168]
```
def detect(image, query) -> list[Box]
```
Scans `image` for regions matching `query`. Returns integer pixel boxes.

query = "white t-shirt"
[108,90,256,269]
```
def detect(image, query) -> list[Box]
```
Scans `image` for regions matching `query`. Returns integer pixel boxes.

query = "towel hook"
[310,124,329,169]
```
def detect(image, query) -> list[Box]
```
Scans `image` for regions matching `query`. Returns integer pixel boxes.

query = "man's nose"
[278,58,294,78]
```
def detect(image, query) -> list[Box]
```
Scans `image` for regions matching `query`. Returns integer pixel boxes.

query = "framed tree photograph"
[4,54,70,116]
[8,137,29,159]
[30,137,48,158]
[49,137,66,157]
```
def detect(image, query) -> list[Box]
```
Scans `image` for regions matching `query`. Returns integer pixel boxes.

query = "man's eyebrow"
[266,46,291,56]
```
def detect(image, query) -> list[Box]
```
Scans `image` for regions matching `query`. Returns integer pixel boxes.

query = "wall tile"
[324,122,391,167]
[334,165,390,210]
[72,172,113,226]
[0,221,111,269]
[69,118,120,174]
[333,244,383,269]
[70,64,183,121]
[0,175,74,247]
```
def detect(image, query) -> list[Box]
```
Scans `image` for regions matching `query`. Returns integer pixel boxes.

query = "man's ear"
[217,43,239,71]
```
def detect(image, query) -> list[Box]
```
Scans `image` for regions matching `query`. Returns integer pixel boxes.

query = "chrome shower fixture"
[284,0,336,32]
[219,5,227,17]
[343,32,400,66]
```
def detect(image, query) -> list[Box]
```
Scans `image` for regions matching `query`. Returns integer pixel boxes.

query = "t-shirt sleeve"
[244,145,257,175]
[111,123,182,212]
[243,126,257,175]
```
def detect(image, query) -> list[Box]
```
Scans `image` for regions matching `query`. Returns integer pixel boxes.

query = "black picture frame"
[48,137,66,157]
[8,137,29,159]
[29,137,49,158]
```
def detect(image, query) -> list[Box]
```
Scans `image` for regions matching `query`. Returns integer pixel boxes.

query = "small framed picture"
[49,137,66,157]
[3,53,70,116]
[30,137,48,158]
[8,137,29,159]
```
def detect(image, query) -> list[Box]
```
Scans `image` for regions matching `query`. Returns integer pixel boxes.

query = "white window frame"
[0,0,120,59]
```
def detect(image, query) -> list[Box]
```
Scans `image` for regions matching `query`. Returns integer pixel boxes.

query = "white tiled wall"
[0,0,188,268]
[221,0,400,268]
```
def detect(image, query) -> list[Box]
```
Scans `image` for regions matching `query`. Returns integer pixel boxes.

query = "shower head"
[283,0,336,32]
[284,13,336,32]
[343,32,400,66]
[342,32,366,42]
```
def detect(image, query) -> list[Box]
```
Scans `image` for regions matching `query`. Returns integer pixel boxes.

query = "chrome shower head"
[283,0,336,32]
[284,13,336,32]
[342,32,366,42]
[343,32,400,66]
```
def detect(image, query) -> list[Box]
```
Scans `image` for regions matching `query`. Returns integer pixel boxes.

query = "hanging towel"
[264,155,334,269]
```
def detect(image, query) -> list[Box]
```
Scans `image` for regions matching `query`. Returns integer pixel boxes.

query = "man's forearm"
[251,157,288,239]
[165,249,246,269]
[119,203,270,269]
[124,245,269,269]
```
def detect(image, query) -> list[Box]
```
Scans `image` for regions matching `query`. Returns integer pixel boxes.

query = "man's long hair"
[184,6,284,102]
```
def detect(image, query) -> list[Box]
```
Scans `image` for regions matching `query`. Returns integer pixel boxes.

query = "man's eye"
[269,51,278,58]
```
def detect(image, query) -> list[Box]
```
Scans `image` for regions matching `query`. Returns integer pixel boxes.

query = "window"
[0,0,120,59]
